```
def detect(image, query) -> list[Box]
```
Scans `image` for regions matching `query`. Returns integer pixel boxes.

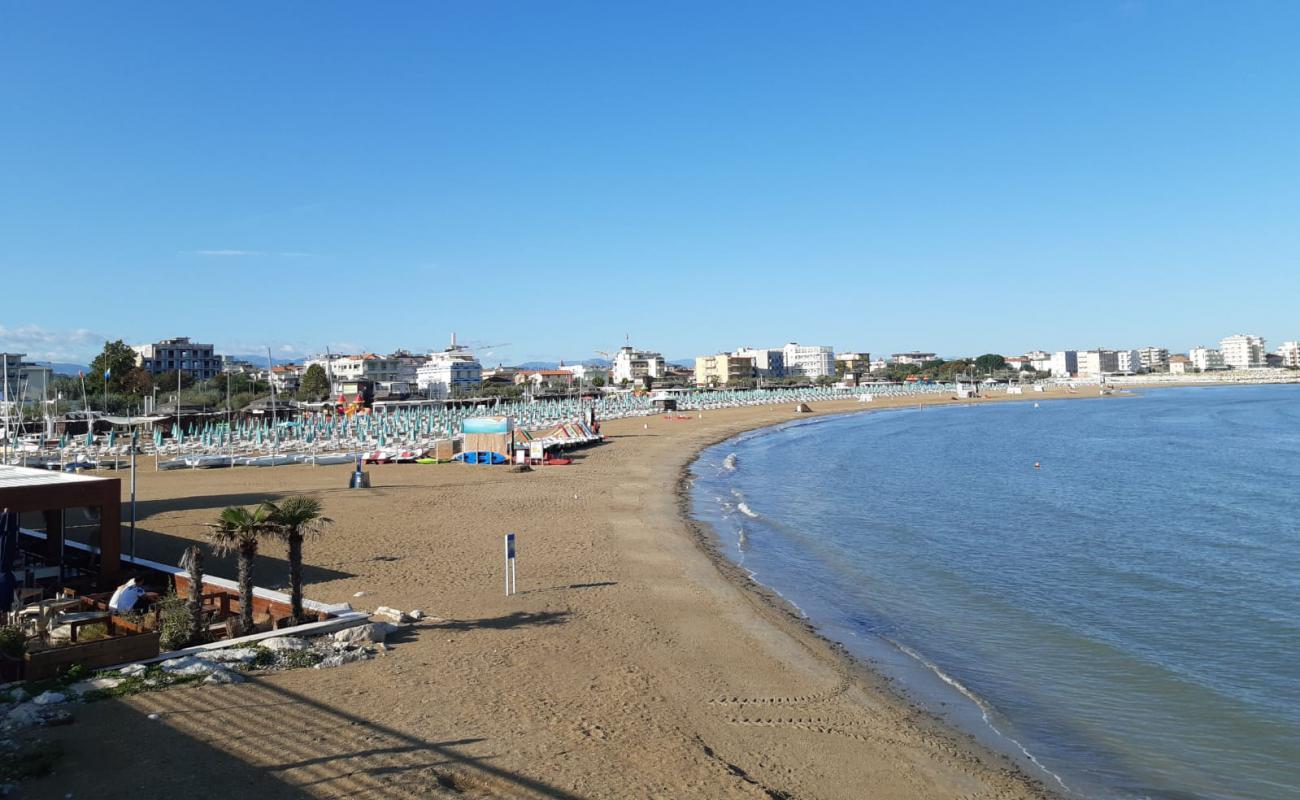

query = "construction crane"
[444,333,510,354]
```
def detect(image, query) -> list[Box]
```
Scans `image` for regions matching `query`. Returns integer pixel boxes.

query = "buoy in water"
[1034,461,1041,469]
[1033,402,1040,408]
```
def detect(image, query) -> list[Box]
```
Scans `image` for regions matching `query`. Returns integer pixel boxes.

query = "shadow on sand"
[429,610,572,632]
[31,677,585,799]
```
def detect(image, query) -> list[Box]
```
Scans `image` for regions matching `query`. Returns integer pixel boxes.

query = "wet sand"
[26,390,1086,799]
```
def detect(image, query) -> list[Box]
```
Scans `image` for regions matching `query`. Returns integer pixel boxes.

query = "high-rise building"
[782,343,835,378]
[1189,346,1227,372]
[131,337,223,382]
[611,346,666,384]
[1049,351,1078,377]
[1219,334,1266,369]
[1077,349,1121,378]
[416,349,482,399]
[1275,341,1300,368]
[734,347,785,378]
[1137,347,1169,372]
[694,354,755,386]
[0,353,53,403]
[1115,349,1142,374]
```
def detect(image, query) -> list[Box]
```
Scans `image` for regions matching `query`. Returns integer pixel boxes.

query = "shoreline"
[674,399,1071,795]
[672,396,1103,800]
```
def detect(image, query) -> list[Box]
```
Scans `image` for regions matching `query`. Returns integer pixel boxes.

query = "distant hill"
[515,358,611,370]
[222,353,303,367]
[35,362,89,376]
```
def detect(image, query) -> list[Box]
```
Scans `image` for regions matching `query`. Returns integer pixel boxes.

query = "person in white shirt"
[108,578,146,612]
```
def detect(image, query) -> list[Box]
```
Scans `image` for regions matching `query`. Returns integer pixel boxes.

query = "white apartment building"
[1189,346,1226,372]
[132,336,223,382]
[1219,334,1266,369]
[1137,346,1169,373]
[611,346,666,384]
[1276,341,1300,368]
[734,347,785,378]
[869,358,889,372]
[310,353,410,392]
[1076,349,1121,378]
[416,350,482,399]
[783,343,835,378]
[1115,349,1142,375]
[891,351,938,366]
[1025,351,1053,372]
[1048,351,1078,377]
[557,364,609,384]
[388,350,428,383]
[268,364,303,393]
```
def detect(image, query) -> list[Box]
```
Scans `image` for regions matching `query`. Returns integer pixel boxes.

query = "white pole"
[504,534,511,596]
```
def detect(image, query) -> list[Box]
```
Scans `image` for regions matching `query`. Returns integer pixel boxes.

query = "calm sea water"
[690,385,1300,800]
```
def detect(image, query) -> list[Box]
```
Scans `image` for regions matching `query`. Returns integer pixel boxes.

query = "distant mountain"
[222,353,303,367]
[514,358,611,370]
[667,359,695,368]
[35,362,89,376]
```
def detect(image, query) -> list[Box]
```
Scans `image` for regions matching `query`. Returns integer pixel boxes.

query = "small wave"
[737,502,759,518]
[722,452,739,471]
[887,639,1071,793]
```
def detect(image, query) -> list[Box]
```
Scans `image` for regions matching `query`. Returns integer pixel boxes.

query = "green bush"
[0,624,24,658]
[155,591,196,650]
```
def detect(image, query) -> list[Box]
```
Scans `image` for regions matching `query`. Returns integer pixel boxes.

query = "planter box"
[25,630,161,681]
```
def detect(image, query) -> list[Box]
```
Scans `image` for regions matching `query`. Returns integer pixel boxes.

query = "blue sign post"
[504,533,517,596]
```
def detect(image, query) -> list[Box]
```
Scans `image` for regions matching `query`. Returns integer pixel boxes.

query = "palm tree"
[262,496,332,624]
[178,544,205,645]
[206,505,273,635]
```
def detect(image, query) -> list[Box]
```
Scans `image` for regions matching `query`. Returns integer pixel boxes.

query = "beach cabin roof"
[0,465,123,586]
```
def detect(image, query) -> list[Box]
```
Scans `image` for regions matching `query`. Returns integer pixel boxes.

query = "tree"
[590,376,605,387]
[121,367,154,397]
[88,340,139,395]
[815,375,835,387]
[179,545,206,645]
[938,360,969,381]
[207,505,273,635]
[262,496,333,624]
[974,354,1006,374]
[299,364,330,401]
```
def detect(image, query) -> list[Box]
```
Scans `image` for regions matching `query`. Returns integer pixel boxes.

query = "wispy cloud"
[190,250,317,258]
[0,324,105,364]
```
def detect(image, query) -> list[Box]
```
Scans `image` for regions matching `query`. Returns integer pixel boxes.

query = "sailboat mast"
[267,346,276,457]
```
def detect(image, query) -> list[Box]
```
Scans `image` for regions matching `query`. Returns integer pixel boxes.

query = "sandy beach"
[23,390,1087,799]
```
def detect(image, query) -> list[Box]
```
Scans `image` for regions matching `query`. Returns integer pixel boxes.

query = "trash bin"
[349,469,371,489]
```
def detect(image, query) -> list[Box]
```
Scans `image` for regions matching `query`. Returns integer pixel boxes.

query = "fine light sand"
[27,391,1088,799]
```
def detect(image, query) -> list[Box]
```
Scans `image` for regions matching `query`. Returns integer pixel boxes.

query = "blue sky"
[2,2,1298,365]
